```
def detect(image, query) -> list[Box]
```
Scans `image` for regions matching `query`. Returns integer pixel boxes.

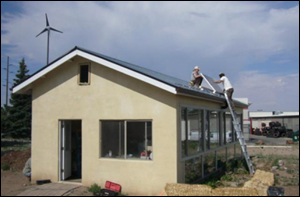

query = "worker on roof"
[213,73,235,110]
[190,66,203,89]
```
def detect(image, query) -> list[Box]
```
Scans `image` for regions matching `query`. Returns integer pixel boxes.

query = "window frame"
[78,63,91,85]
[100,120,153,161]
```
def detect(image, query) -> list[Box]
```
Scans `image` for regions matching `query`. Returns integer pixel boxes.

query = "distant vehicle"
[261,121,293,138]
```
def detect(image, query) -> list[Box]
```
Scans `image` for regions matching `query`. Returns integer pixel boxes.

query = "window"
[79,64,90,84]
[226,112,234,143]
[101,121,125,159]
[205,110,210,150]
[209,111,220,149]
[181,108,204,157]
[101,121,152,160]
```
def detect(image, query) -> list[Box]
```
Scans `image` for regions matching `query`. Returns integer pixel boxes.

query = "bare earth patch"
[1,171,35,196]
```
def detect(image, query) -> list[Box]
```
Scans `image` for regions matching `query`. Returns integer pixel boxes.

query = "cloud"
[235,71,299,111]
[1,2,299,110]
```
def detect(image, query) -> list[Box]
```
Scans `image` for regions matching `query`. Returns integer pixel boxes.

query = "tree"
[8,58,32,139]
[1,105,12,137]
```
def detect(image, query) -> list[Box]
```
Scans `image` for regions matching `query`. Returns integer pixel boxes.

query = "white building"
[249,111,299,132]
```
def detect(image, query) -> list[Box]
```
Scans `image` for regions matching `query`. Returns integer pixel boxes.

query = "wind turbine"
[36,13,63,65]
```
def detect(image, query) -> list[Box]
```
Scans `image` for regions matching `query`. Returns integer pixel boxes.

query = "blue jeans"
[24,172,31,177]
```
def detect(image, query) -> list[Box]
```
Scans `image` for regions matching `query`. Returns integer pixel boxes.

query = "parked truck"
[261,121,293,138]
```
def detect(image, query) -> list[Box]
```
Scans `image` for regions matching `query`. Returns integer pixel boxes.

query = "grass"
[286,169,294,174]
[221,175,233,182]
[1,163,10,171]
[1,138,31,152]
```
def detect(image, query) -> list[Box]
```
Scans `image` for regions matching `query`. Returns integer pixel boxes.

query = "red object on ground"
[105,181,122,193]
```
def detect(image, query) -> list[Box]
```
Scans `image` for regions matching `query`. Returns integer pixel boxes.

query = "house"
[13,47,247,196]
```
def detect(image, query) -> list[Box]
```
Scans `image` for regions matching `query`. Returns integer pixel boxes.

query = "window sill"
[99,158,154,163]
[78,83,90,86]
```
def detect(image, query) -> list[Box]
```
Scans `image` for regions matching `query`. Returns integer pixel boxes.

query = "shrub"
[1,164,10,171]
[88,183,101,195]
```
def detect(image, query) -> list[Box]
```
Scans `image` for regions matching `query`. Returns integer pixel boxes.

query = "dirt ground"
[1,149,31,171]
[1,171,35,196]
[65,187,93,196]
[218,144,299,196]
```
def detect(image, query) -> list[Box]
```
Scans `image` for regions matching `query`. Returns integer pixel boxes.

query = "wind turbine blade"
[50,27,63,34]
[46,13,49,26]
[36,28,48,37]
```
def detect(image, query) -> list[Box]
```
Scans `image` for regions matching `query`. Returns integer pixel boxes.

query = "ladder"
[224,92,255,175]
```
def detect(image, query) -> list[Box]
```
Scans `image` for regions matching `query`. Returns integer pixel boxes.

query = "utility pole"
[6,56,9,106]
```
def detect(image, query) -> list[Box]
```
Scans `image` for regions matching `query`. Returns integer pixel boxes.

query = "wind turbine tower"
[36,13,63,65]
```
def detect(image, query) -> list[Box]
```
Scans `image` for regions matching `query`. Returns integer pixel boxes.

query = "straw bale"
[165,183,213,196]
[213,188,259,196]
[243,170,274,196]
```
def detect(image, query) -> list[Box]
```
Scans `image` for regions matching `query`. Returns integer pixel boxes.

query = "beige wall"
[31,56,177,196]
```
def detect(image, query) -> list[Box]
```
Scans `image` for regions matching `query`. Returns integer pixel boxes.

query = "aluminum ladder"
[224,92,255,175]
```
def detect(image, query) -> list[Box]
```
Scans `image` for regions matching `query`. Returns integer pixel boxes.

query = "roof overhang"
[12,47,248,108]
[13,48,177,95]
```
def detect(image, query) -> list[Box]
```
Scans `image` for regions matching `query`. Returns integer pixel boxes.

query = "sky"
[1,1,299,111]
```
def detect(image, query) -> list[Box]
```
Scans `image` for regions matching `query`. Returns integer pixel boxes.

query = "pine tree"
[1,106,9,136]
[8,58,32,139]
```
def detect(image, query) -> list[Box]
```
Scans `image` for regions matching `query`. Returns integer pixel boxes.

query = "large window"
[181,108,204,157]
[225,113,234,143]
[101,121,125,159]
[210,111,220,149]
[101,121,152,160]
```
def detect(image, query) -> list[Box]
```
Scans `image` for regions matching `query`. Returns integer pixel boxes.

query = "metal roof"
[13,46,247,107]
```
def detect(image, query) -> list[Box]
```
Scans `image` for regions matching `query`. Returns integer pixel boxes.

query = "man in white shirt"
[190,66,203,88]
[214,73,235,110]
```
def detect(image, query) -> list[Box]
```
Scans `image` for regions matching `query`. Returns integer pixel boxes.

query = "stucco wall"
[31,56,177,196]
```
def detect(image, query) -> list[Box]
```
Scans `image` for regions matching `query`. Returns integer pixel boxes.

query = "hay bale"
[243,170,274,196]
[165,183,213,196]
[213,188,259,196]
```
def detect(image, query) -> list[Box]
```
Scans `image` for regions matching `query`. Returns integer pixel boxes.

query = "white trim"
[12,49,177,95]
[13,51,78,94]
[76,51,177,94]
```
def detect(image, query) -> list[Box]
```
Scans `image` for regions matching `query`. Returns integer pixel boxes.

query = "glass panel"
[127,122,147,160]
[185,157,202,184]
[101,121,125,159]
[181,108,187,157]
[217,148,227,170]
[205,111,210,150]
[187,109,202,155]
[146,122,153,160]
[226,113,234,143]
[210,111,220,149]
[222,112,227,145]
[204,152,216,176]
